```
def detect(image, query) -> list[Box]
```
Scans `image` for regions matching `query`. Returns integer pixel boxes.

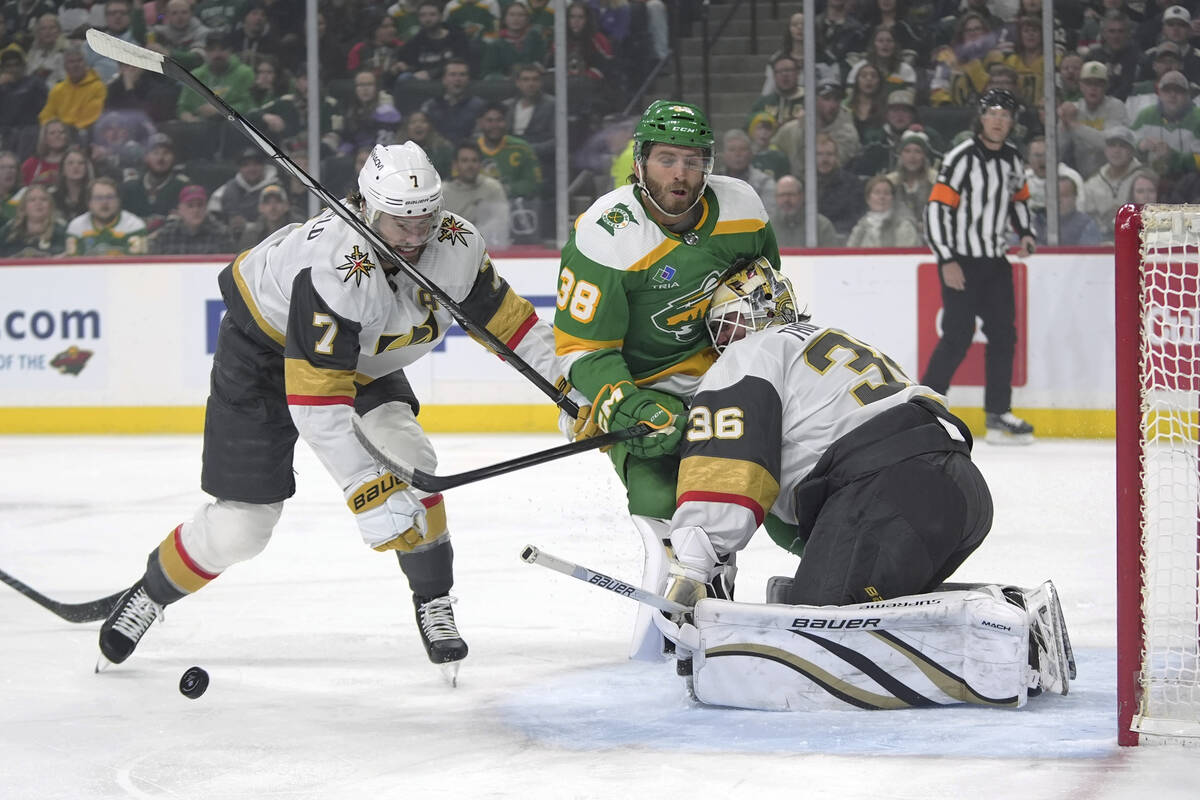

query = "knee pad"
[359,401,437,475]
[181,499,283,573]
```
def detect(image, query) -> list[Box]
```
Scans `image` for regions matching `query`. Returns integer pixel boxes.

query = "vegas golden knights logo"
[337,245,376,286]
[374,310,440,352]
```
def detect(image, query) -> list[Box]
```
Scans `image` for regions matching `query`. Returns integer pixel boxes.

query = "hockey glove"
[593,381,685,459]
[344,469,428,552]
[663,525,731,624]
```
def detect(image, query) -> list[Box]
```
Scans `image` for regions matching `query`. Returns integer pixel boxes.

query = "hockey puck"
[179,666,209,699]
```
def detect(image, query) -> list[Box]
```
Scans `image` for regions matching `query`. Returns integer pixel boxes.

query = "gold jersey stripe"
[554,328,624,356]
[423,494,448,537]
[635,348,718,384]
[284,358,357,398]
[230,249,285,346]
[156,527,217,594]
[677,454,780,511]
[628,237,681,272]
[481,288,535,343]
[711,218,766,236]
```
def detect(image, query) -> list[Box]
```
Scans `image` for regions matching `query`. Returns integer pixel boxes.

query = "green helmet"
[633,100,714,161]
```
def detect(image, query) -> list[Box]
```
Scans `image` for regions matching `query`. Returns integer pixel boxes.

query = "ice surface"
[0,435,1195,799]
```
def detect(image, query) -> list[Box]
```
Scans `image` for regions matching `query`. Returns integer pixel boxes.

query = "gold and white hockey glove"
[663,525,729,624]
[344,469,428,552]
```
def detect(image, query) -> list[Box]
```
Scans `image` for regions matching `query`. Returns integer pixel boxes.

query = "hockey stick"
[0,567,124,623]
[352,418,652,492]
[520,544,689,614]
[84,29,578,419]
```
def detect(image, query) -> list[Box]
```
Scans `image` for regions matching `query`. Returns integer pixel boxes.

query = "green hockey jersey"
[554,175,779,402]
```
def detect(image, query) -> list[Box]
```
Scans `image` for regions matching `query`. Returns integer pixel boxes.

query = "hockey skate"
[985,412,1035,445]
[413,594,468,687]
[96,581,163,672]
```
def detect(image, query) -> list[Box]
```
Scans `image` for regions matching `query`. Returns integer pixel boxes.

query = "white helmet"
[707,256,799,352]
[357,141,443,243]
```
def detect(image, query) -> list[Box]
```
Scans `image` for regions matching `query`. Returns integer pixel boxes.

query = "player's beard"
[643,173,703,218]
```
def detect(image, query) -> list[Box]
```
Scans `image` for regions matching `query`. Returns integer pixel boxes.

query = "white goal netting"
[1133,204,1200,741]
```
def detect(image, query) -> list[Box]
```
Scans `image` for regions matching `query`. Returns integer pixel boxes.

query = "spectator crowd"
[735,0,1198,247]
[0,0,670,257]
[1,0,1196,258]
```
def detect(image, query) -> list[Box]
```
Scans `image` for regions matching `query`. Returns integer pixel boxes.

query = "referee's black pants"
[921,255,1016,415]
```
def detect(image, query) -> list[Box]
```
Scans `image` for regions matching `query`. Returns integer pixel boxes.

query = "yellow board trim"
[0,406,1118,436]
[0,405,565,433]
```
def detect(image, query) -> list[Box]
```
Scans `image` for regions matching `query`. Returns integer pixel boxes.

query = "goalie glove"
[593,381,685,458]
[344,469,428,552]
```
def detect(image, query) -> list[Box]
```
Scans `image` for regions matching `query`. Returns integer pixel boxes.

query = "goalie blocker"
[657,582,1073,711]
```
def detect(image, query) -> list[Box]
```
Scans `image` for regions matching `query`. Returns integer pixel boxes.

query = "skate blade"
[986,429,1035,446]
[438,660,461,688]
[94,655,115,674]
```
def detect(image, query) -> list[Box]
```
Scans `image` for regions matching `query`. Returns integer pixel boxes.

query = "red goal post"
[1115,203,1200,746]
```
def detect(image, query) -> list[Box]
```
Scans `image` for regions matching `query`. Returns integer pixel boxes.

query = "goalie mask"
[358,141,443,248]
[707,257,799,352]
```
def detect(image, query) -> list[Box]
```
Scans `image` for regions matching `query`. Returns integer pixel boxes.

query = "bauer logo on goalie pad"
[789,616,881,630]
[587,574,637,597]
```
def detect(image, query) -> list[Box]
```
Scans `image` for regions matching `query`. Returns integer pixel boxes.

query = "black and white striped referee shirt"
[925,136,1034,264]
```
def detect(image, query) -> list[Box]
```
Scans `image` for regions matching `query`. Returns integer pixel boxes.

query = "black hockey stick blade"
[352,417,653,492]
[0,567,124,623]
[83,29,577,419]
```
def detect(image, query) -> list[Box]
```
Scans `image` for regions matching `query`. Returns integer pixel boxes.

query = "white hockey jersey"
[671,320,947,558]
[221,207,558,490]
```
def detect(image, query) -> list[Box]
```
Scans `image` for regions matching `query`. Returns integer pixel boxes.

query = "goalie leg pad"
[629,514,671,662]
[688,590,1030,711]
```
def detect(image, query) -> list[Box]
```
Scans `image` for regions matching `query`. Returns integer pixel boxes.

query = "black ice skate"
[986,412,1035,445]
[413,593,468,686]
[96,581,163,671]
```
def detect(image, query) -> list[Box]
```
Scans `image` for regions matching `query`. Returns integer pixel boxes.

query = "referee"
[922,88,1037,445]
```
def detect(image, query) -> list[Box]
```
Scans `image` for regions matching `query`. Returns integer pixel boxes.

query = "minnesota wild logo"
[337,245,376,286]
[650,271,722,342]
[597,202,639,235]
[437,215,472,246]
[50,345,93,376]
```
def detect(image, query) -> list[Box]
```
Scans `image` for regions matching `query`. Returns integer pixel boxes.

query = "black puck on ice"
[179,666,209,699]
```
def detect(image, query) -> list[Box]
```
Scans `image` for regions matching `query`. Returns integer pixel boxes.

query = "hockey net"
[1115,203,1200,745]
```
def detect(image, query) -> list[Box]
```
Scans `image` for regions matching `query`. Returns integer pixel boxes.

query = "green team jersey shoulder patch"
[596,201,639,235]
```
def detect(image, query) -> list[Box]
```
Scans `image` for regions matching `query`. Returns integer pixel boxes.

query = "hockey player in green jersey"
[553,100,780,659]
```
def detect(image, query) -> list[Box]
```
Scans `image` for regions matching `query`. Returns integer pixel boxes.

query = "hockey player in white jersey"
[654,257,1073,710]
[97,142,561,680]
